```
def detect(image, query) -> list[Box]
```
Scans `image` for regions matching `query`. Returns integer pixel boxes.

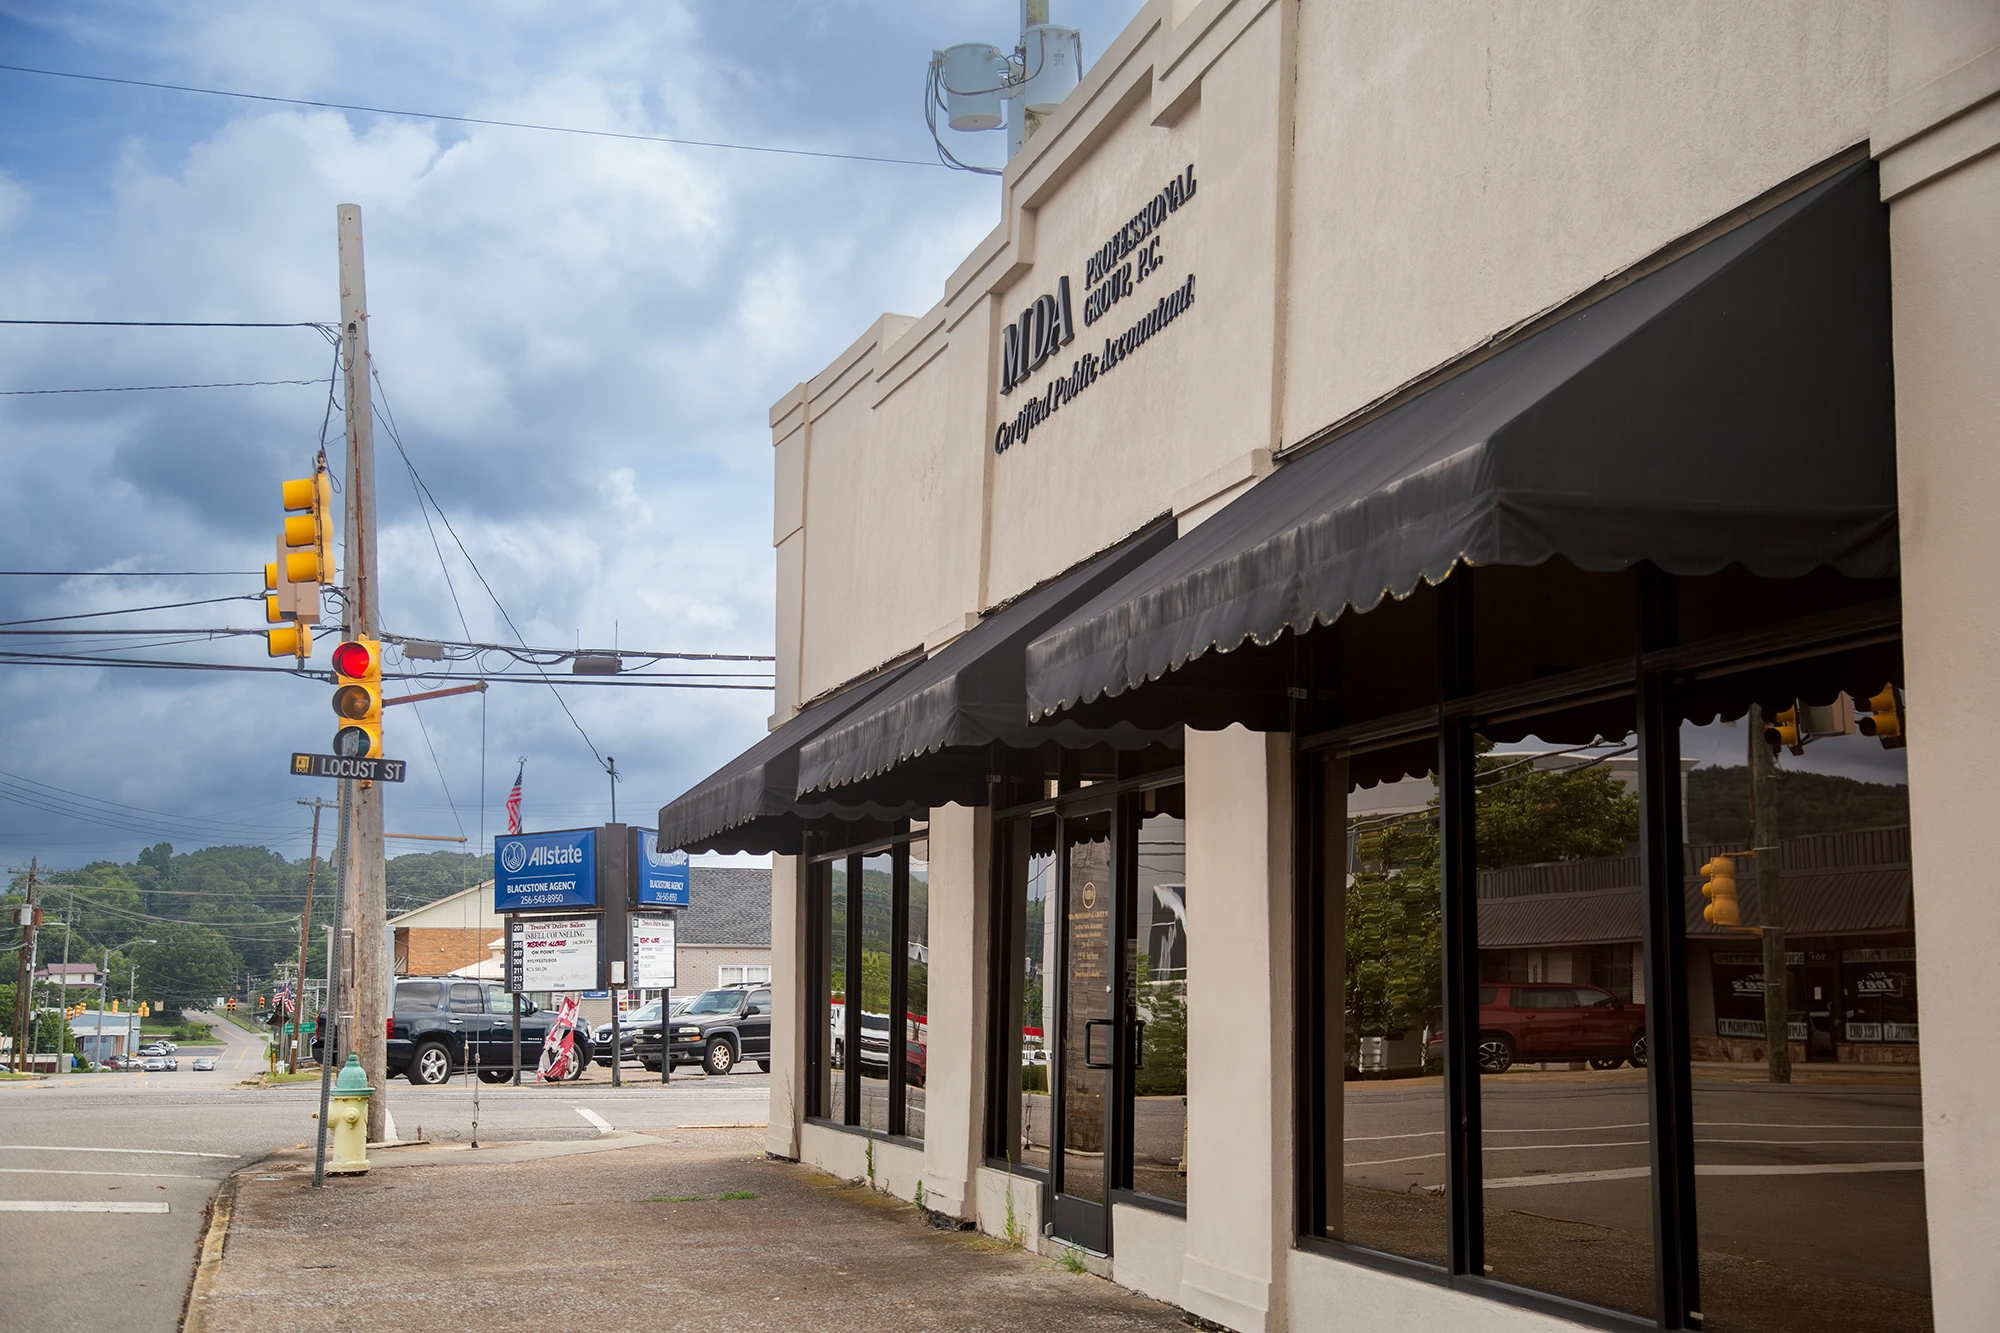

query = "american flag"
[505,760,524,835]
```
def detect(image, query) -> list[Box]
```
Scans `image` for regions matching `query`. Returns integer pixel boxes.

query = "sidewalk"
[190,1127,1188,1333]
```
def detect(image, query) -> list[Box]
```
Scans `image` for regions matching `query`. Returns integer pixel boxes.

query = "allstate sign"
[636,829,691,908]
[494,827,597,912]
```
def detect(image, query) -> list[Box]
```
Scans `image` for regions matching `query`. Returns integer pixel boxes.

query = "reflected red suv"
[1467,983,1646,1073]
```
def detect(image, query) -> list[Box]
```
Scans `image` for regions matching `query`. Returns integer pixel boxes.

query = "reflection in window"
[1683,691,1929,1330]
[1474,724,1655,1319]
[1130,789,1187,1204]
[859,852,894,1134]
[1330,762,1446,1263]
[1060,810,1113,1207]
[996,816,1056,1171]
[906,840,930,1142]
[825,858,847,1121]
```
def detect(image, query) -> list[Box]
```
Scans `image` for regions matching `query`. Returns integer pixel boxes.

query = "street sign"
[629,913,677,989]
[635,829,691,907]
[494,827,598,912]
[283,1021,318,1035]
[506,916,600,992]
[290,752,407,782]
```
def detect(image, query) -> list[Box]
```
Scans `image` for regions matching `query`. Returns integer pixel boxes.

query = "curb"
[181,1173,238,1333]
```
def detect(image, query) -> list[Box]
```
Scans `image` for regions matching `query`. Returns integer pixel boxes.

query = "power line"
[0,63,952,170]
[0,649,771,685]
[0,570,259,578]
[0,318,334,331]
[370,371,610,767]
[0,595,260,627]
[1,378,325,395]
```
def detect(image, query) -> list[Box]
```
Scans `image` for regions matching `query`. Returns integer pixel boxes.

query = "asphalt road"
[1339,1066,1929,1323]
[0,1012,776,1333]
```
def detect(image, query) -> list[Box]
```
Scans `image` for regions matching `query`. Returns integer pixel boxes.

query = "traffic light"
[1700,854,1742,928]
[139,1002,150,1018]
[266,456,332,659]
[227,997,237,1011]
[331,637,384,759]
[109,999,119,1013]
[1764,706,1805,756]
[1856,686,1907,749]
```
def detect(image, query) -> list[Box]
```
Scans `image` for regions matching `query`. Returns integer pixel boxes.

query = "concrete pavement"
[195,1126,1187,1333]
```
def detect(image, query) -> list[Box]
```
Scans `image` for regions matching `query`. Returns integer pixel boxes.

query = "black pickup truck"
[385,977,592,1085]
[634,985,772,1076]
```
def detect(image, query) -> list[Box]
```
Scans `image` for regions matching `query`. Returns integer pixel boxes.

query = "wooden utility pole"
[12,861,39,1072]
[291,798,334,1072]
[1747,704,1790,1084]
[338,203,391,1139]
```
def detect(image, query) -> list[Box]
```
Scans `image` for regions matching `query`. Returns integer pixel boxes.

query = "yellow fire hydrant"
[326,1054,374,1176]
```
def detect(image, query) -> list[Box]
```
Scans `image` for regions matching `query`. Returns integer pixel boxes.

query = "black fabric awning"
[796,523,1180,798]
[1026,162,1894,721]
[657,661,924,856]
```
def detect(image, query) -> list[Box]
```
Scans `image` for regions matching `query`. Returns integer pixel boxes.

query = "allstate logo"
[500,840,528,874]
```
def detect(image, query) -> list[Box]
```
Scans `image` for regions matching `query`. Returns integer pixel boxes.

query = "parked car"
[1435,983,1647,1073]
[163,1056,179,1071]
[192,1057,216,1071]
[634,985,771,1075]
[383,977,591,1086]
[138,1042,169,1057]
[594,999,665,1068]
[143,1057,165,1072]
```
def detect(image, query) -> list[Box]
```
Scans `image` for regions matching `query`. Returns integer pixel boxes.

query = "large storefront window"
[1296,565,1923,1329]
[1474,719,1656,1319]
[1682,697,1927,1330]
[1319,756,1446,1265]
[1128,792,1187,1205]
[989,778,1187,1244]
[806,828,928,1141]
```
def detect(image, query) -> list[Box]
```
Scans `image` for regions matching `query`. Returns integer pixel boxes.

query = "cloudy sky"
[0,0,1146,869]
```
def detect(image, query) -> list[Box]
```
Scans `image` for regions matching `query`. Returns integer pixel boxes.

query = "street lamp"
[98,939,155,1065]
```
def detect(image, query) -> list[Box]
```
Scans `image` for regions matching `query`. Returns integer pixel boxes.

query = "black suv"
[634,985,772,1076]
[387,977,592,1085]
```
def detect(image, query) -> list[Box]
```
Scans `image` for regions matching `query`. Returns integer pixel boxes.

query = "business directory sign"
[636,829,691,908]
[494,827,598,913]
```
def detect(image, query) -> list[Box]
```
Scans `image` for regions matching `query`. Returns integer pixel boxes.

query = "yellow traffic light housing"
[267,456,332,658]
[1764,706,1805,756]
[1701,854,1764,935]
[331,637,384,759]
[281,465,336,585]
[1856,685,1907,749]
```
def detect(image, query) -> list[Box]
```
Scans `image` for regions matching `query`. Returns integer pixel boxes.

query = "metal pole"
[661,982,671,1084]
[611,983,622,1088]
[314,783,354,1188]
[607,756,617,823]
[57,880,72,1070]
[511,992,522,1087]
[338,202,391,1141]
[293,799,329,1073]
[1748,705,1790,1084]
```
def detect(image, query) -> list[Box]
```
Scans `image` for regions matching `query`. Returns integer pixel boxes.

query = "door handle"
[447,1017,464,1025]
[1083,1019,1114,1069]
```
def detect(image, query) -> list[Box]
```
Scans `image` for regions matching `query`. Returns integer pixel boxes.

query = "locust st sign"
[290,752,407,782]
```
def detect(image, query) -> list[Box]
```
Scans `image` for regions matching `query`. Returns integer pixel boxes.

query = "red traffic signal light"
[331,637,384,759]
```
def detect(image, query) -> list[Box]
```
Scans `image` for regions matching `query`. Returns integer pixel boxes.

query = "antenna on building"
[926,2,1081,175]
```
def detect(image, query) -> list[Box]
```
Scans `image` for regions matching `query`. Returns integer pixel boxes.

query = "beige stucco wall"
[762,1,2000,1329]
[1876,28,2000,1333]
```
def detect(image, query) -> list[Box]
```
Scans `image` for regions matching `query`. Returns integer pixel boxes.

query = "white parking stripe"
[1486,1161,1925,1190]
[0,1200,170,1213]
[0,1146,236,1159]
[0,1168,203,1180]
[575,1107,614,1135]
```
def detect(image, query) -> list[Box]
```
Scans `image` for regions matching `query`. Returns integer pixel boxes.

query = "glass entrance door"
[1050,807,1115,1252]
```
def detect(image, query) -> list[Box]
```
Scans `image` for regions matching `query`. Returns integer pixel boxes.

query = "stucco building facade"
[660,4,1999,1330]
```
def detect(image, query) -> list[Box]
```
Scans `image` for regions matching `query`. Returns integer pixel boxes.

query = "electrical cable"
[0,595,261,628]
[0,64,951,170]
[0,319,334,332]
[0,379,325,395]
[0,570,259,578]
[369,370,610,767]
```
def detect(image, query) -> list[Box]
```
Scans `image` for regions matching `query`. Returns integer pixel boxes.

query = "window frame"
[1293,573,1903,1330]
[985,774,1189,1221]
[804,824,929,1144]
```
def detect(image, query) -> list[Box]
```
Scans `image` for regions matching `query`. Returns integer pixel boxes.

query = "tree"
[132,927,237,1017]
[1343,750,1640,1064]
